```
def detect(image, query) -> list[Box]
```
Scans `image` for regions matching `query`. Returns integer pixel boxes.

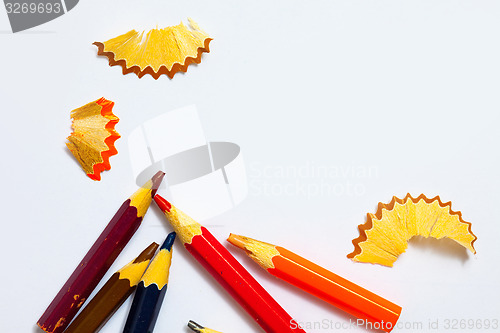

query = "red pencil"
[37,172,165,333]
[154,195,306,333]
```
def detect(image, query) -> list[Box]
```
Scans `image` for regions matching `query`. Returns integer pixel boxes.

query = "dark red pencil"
[154,195,306,333]
[37,171,165,333]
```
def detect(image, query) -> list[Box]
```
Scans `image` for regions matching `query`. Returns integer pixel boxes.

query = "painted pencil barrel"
[271,247,401,332]
[65,242,159,333]
[38,201,142,333]
[123,232,175,333]
[37,172,164,333]
[185,228,305,333]
[123,284,167,332]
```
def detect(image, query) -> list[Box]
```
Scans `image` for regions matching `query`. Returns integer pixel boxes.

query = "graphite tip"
[188,320,204,332]
[150,171,165,196]
[160,232,176,251]
[154,194,172,212]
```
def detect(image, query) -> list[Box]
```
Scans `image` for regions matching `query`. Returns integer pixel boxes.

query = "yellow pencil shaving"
[348,194,477,267]
[94,19,211,79]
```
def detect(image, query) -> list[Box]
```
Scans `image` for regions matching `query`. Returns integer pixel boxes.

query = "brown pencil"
[65,242,159,333]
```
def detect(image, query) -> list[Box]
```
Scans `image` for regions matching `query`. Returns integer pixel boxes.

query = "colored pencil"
[227,234,402,333]
[154,195,306,333]
[188,320,222,333]
[64,242,159,333]
[123,232,176,333]
[37,171,165,333]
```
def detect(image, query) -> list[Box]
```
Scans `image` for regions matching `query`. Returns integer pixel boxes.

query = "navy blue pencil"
[123,232,176,333]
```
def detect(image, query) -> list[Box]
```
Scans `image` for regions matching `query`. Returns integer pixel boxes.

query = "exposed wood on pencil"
[228,234,402,333]
[154,195,306,333]
[65,242,159,333]
[123,232,176,333]
[37,171,165,333]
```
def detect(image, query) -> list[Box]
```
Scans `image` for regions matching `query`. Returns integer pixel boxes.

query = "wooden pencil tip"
[150,171,165,196]
[154,194,171,212]
[227,233,247,250]
[188,320,204,332]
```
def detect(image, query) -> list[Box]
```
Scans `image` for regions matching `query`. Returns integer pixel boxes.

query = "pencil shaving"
[94,18,212,79]
[66,98,120,181]
[348,194,477,267]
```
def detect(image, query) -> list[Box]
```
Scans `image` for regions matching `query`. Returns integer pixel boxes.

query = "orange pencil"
[228,234,402,333]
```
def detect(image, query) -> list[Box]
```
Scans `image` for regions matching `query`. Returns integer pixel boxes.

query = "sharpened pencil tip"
[154,194,171,212]
[133,242,160,263]
[188,320,204,331]
[227,233,247,250]
[150,171,165,196]
[161,232,176,251]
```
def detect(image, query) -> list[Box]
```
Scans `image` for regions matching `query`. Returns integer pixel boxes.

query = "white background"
[1,1,499,332]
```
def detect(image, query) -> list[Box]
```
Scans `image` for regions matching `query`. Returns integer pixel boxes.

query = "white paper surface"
[1,1,499,333]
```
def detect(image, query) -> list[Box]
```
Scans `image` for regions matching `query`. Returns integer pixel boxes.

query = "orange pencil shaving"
[228,234,402,333]
[66,97,120,181]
